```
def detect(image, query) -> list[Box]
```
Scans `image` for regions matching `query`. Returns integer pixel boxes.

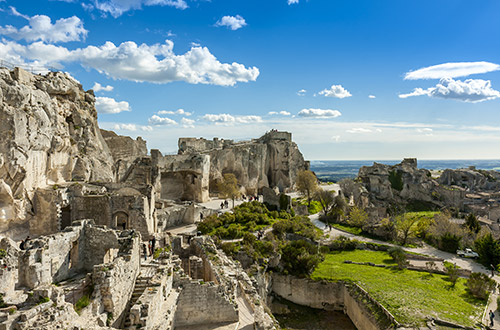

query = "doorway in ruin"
[113,211,129,230]
[60,205,72,230]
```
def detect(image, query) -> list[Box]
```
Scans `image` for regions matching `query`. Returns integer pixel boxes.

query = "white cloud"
[148,115,177,125]
[404,61,500,80]
[297,108,342,118]
[368,95,376,99]
[92,82,113,92]
[215,15,247,31]
[158,109,192,116]
[181,117,195,128]
[346,128,373,133]
[0,39,260,86]
[95,96,130,114]
[399,78,500,103]
[268,111,291,116]
[332,135,340,143]
[318,84,352,98]
[114,123,137,131]
[0,11,87,43]
[288,0,299,4]
[201,113,262,125]
[93,0,187,18]
[113,123,153,131]
[297,89,306,96]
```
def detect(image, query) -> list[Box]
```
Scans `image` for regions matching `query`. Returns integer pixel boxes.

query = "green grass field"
[311,250,485,327]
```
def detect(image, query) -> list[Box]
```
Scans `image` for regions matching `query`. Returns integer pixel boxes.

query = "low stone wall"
[271,274,399,330]
[271,274,343,310]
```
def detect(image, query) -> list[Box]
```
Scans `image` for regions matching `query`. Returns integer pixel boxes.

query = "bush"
[0,249,6,259]
[439,232,462,253]
[280,240,323,277]
[445,262,459,287]
[388,247,408,269]
[466,272,495,300]
[329,236,358,251]
[475,233,500,268]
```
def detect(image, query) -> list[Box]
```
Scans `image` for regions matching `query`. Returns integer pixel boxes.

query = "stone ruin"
[342,158,500,228]
[0,67,305,329]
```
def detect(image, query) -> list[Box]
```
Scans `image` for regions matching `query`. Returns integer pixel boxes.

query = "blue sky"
[1,0,500,160]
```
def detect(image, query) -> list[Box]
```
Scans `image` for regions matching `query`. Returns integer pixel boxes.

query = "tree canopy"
[296,170,318,206]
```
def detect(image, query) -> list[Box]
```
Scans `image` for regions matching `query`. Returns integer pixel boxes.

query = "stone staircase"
[121,264,158,328]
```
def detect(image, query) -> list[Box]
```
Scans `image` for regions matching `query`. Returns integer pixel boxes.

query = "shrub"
[439,232,462,253]
[0,294,6,308]
[328,236,358,251]
[466,272,495,300]
[388,170,403,191]
[0,249,6,259]
[445,262,459,287]
[465,214,480,234]
[280,240,323,277]
[388,247,408,269]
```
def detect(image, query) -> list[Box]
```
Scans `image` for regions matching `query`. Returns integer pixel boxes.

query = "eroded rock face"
[0,67,114,235]
[438,168,500,191]
[101,129,147,181]
[178,130,309,193]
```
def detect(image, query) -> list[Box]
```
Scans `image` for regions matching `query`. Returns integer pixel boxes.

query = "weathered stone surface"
[101,129,147,182]
[178,130,309,194]
[0,68,114,236]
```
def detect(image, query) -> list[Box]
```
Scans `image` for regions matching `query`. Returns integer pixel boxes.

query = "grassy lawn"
[311,250,485,327]
[331,223,362,235]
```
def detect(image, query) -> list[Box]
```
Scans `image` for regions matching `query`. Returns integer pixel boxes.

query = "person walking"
[490,310,495,327]
[142,243,148,261]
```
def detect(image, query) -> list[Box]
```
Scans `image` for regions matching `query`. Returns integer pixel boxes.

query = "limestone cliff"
[0,67,114,235]
[178,130,309,194]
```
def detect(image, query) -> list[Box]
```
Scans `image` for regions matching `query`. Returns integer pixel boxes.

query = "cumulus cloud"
[93,0,187,18]
[399,78,500,103]
[0,11,87,43]
[92,82,113,92]
[268,111,291,116]
[215,15,247,30]
[0,39,260,86]
[297,108,342,118]
[201,113,262,125]
[368,95,376,99]
[158,109,192,116]
[317,84,352,98]
[148,115,177,125]
[181,117,195,128]
[297,89,306,96]
[404,61,500,80]
[95,96,130,114]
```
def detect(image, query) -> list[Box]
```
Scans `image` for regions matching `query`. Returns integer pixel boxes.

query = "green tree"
[394,214,420,246]
[465,213,480,234]
[445,262,459,288]
[388,246,408,270]
[347,206,368,228]
[280,240,323,277]
[314,188,335,216]
[466,272,495,300]
[218,173,241,208]
[295,170,318,207]
[474,232,500,269]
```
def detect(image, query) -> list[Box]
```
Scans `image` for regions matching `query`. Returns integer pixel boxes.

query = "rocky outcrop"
[101,129,147,181]
[0,67,114,235]
[438,167,500,191]
[178,130,309,194]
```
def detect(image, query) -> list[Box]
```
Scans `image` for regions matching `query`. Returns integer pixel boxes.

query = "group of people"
[142,236,156,261]
[220,200,229,209]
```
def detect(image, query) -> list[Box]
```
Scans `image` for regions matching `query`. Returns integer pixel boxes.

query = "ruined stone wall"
[92,232,140,327]
[271,274,344,310]
[154,152,210,202]
[0,237,19,299]
[174,280,239,327]
[177,131,308,194]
